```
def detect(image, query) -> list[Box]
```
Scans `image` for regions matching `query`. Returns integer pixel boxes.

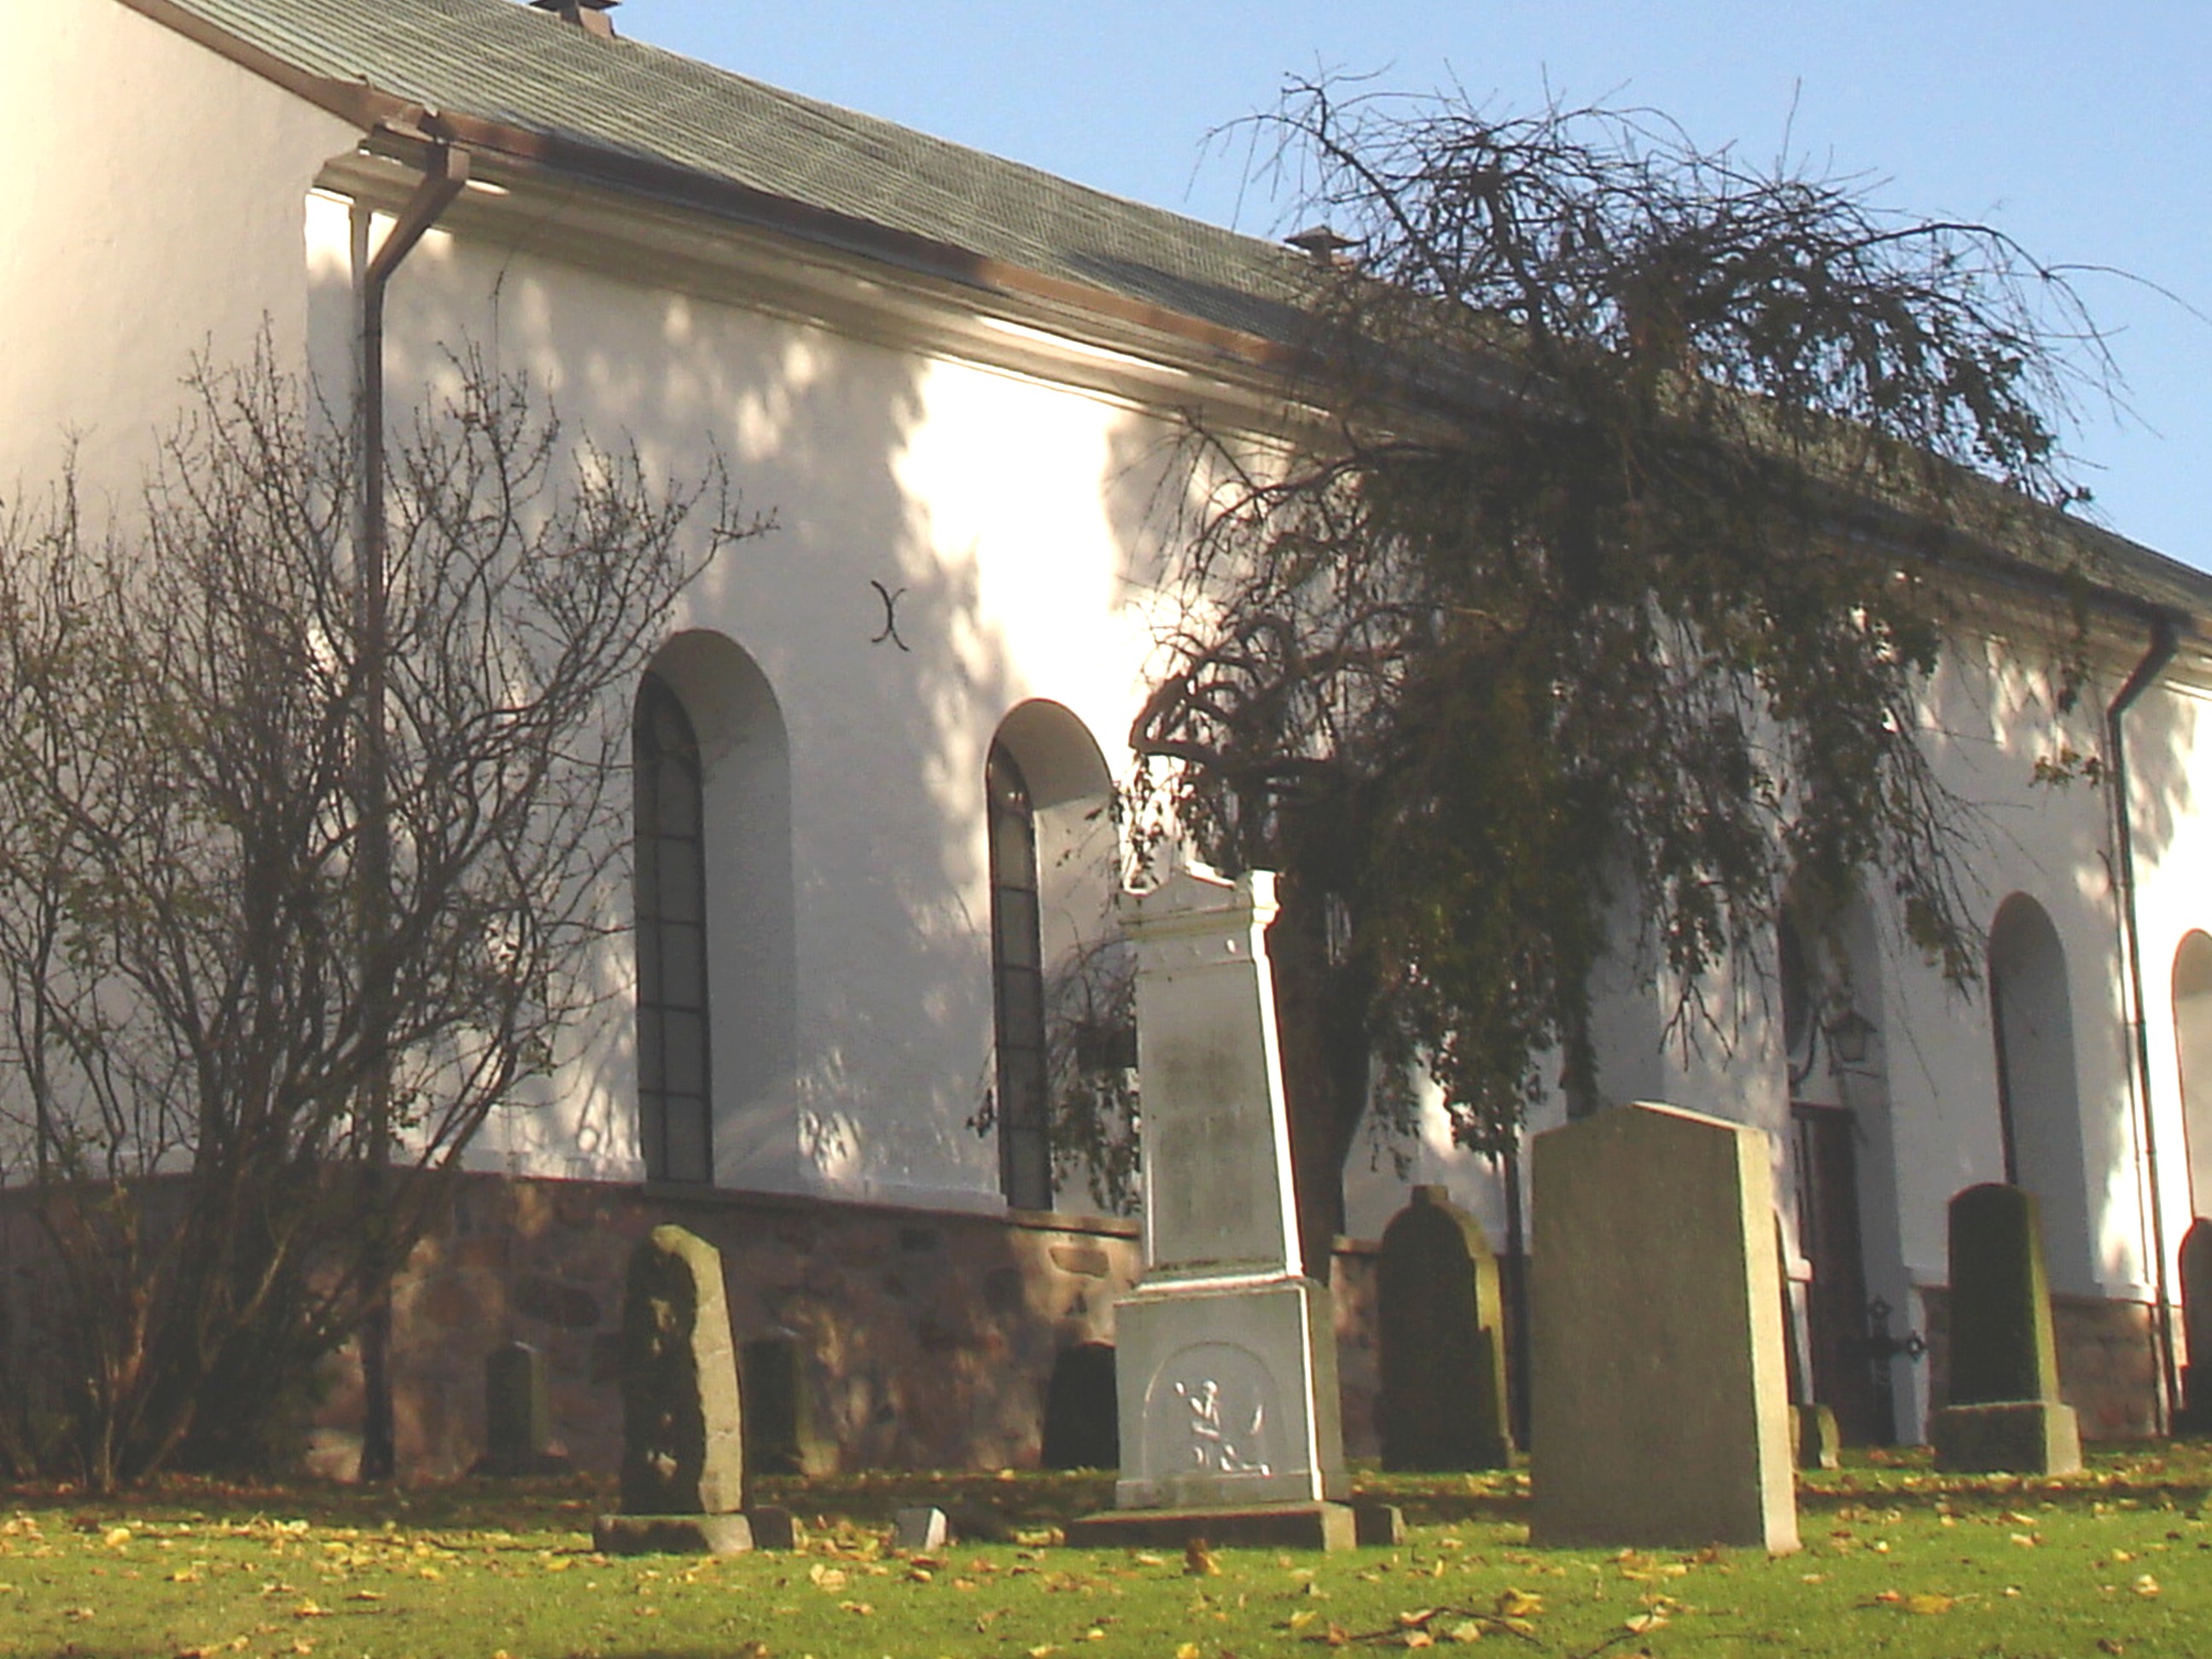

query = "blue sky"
[626,2,2209,571]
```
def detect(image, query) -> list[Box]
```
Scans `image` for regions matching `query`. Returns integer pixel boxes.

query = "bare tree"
[0,349,756,1489]
[1132,83,2121,1264]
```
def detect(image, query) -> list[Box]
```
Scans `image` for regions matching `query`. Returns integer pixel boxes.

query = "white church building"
[6,0,2212,1473]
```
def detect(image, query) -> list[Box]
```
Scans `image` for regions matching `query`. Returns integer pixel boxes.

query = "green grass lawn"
[6,1447,2212,1657]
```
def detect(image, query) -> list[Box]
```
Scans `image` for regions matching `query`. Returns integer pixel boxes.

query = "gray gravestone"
[593,1225,753,1554]
[476,1341,562,1476]
[1929,1183,2081,1473]
[2180,1218,2212,1434]
[1377,1186,1511,1470]
[1041,1342,1121,1470]
[742,1330,834,1476]
[1530,1103,1799,1552]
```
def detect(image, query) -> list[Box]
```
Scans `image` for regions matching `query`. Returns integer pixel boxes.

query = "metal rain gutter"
[352,135,469,1484]
[2107,614,2181,1433]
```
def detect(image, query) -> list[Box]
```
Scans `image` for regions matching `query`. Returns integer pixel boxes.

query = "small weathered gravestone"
[473,1341,571,1476]
[1041,1342,1121,1470]
[1929,1184,2081,1474]
[894,1506,950,1552]
[742,1330,835,1476]
[593,1225,753,1554]
[1530,1102,1799,1553]
[2179,1219,2212,1434]
[1062,863,1353,1551]
[1377,1186,1511,1470]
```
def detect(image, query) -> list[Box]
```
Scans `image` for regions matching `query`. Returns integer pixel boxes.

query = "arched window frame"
[987,739,1051,1209]
[634,670,713,1184]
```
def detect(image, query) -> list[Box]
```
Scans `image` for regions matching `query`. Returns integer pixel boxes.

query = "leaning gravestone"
[593,1225,754,1554]
[1530,1103,1799,1553]
[1929,1183,2081,1474]
[1773,1219,1839,1472]
[1377,1186,1511,1470]
[2178,1218,2212,1434]
[1062,862,1353,1551]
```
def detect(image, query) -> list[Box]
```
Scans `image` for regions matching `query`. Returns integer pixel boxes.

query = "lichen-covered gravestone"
[593,1225,754,1554]
[1377,1186,1511,1470]
[1929,1183,2081,1474]
[1530,1103,1799,1553]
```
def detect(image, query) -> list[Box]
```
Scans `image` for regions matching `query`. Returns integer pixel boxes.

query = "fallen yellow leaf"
[1903,1592,1953,1615]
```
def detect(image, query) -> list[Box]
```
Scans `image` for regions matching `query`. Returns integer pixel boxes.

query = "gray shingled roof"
[152,0,2211,620]
[161,0,1317,347]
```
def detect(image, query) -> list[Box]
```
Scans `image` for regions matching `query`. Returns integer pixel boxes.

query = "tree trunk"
[1266,875,1373,1278]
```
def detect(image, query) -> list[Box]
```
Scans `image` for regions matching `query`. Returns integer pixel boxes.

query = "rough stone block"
[1529,1103,1798,1553]
[616,1225,745,1516]
[1377,1185,1512,1470]
[1930,1400,2082,1475]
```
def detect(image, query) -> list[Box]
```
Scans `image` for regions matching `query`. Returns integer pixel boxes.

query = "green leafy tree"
[1131,84,2119,1263]
[0,351,754,1489]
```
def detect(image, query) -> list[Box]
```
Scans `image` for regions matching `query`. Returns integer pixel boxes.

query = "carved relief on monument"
[1141,1342,1281,1480]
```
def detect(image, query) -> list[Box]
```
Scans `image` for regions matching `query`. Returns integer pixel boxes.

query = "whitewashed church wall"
[0,0,357,505]
[355,225,1171,1213]
[2116,672,2212,1304]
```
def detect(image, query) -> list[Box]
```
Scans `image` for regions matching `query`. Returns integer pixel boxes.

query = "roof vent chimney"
[530,0,618,38]
[1286,225,1362,267]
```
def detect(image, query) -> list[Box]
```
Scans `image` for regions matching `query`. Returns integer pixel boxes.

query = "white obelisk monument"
[1066,862,1352,1550]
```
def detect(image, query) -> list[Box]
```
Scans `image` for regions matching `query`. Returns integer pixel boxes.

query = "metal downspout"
[353,139,469,1484]
[2108,614,2180,1434]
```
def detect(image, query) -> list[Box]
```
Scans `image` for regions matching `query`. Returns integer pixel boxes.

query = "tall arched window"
[635,671,712,1184]
[987,739,1051,1209]
[1988,893,2092,1290]
[2172,931,2212,1214]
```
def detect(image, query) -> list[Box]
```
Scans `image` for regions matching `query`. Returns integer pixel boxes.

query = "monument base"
[592,1512,754,1556]
[1930,1400,2081,1475]
[1065,1500,1356,1551]
[1113,1275,1348,1511]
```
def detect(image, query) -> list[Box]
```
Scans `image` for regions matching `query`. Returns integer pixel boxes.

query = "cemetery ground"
[8,1452,2212,1658]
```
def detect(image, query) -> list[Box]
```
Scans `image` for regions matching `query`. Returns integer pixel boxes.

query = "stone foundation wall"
[1919,1286,2159,1440]
[311,1173,1389,1481]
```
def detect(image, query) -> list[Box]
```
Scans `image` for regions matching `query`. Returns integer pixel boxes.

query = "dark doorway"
[1791,1102,1893,1444]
